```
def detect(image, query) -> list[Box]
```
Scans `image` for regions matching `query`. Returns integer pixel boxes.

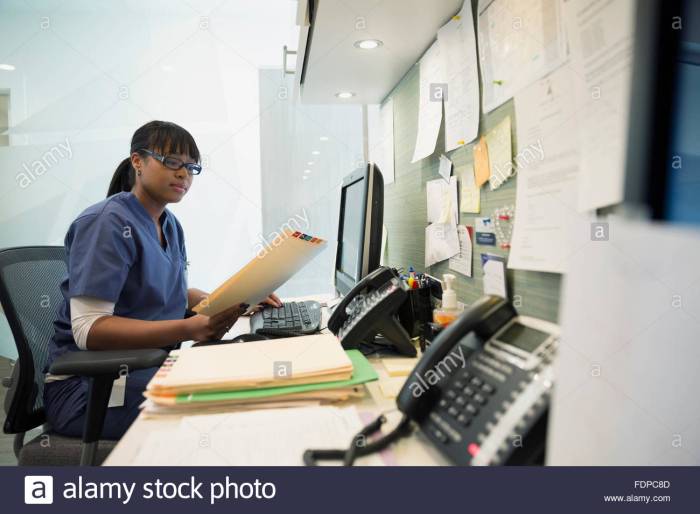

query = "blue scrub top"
[47,191,188,366]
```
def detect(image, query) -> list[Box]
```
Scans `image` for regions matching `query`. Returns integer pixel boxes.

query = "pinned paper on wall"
[460,163,480,213]
[427,177,458,225]
[438,1,480,150]
[473,136,491,187]
[438,154,453,182]
[564,0,634,211]
[474,216,496,246]
[449,225,474,277]
[486,116,513,190]
[412,41,445,163]
[481,253,507,298]
[425,221,460,268]
[477,0,568,113]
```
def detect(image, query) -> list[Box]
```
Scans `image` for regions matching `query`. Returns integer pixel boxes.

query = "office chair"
[0,246,166,466]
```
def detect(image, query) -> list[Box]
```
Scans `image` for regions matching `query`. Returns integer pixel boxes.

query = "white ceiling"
[298,0,463,104]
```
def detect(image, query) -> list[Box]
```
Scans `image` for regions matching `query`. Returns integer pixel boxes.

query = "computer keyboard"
[250,300,322,337]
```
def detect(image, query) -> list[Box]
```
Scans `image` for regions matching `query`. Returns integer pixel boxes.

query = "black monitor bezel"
[335,165,370,296]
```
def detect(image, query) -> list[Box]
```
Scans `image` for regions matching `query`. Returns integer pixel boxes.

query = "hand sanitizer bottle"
[433,274,463,326]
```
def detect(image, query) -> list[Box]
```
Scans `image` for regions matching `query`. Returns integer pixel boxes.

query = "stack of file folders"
[142,334,378,417]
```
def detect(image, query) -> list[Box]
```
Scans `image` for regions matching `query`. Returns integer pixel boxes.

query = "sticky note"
[473,136,491,187]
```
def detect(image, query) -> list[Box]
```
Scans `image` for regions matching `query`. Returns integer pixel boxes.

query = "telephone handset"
[397,295,559,465]
[328,266,416,357]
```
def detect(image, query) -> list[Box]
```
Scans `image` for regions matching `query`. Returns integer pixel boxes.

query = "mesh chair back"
[0,246,67,433]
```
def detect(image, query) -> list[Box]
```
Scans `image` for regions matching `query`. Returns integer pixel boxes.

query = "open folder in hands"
[192,230,326,317]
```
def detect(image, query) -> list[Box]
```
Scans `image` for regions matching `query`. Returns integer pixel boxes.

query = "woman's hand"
[263,293,282,308]
[251,293,283,312]
[185,303,248,342]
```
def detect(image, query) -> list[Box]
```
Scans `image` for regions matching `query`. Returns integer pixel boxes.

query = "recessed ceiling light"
[307,161,314,165]
[319,136,329,141]
[311,150,320,156]
[304,169,312,174]
[335,91,355,99]
[354,39,383,50]
[0,64,16,71]
[161,64,175,72]
[303,175,310,180]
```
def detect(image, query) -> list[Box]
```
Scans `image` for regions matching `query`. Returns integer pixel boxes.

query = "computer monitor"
[334,163,384,296]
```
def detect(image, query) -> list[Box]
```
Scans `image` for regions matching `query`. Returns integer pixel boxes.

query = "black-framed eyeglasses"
[139,148,202,175]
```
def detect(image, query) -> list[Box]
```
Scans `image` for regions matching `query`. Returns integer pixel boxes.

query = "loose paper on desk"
[425,221,460,268]
[132,406,383,466]
[473,136,491,187]
[367,98,395,185]
[563,0,634,211]
[460,163,480,213]
[449,225,473,277]
[426,177,458,225]
[509,64,590,273]
[486,116,513,190]
[477,0,568,113]
[438,154,453,182]
[412,40,445,163]
[437,1,480,150]
[482,254,507,298]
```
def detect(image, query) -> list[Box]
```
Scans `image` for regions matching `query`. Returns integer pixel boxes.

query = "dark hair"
[107,120,201,197]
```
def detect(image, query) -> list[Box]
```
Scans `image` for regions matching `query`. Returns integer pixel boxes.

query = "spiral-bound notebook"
[192,230,326,317]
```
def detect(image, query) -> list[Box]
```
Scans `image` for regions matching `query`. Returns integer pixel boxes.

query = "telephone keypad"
[456,414,471,426]
[481,383,495,394]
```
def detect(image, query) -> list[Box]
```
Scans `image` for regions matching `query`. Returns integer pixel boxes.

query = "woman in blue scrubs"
[44,120,281,439]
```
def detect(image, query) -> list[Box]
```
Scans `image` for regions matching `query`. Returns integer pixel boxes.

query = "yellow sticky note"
[460,163,481,213]
[486,116,513,190]
[473,136,491,187]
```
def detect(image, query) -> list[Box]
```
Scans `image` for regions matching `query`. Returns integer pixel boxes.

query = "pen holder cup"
[397,286,434,338]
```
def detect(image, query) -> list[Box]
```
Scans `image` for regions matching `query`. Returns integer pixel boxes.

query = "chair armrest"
[49,349,167,377]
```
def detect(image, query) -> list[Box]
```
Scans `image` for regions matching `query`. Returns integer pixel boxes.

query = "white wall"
[0,0,299,358]
[258,69,364,297]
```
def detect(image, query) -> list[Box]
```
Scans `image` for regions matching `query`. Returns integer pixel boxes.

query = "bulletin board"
[381,64,562,323]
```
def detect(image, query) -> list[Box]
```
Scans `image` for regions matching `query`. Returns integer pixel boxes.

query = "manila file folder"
[192,231,326,317]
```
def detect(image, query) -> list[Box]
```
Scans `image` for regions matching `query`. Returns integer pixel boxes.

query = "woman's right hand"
[185,303,248,342]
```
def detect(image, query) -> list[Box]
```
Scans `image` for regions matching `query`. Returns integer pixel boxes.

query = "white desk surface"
[104,295,447,466]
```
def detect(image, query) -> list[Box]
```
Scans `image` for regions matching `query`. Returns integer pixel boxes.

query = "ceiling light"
[311,150,320,156]
[354,39,383,50]
[335,91,355,99]
[307,161,314,166]
[319,136,329,141]
[304,169,312,174]
[303,176,310,180]
[0,64,16,71]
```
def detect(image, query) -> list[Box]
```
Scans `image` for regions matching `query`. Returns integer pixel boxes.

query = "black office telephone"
[328,266,417,357]
[306,295,559,466]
